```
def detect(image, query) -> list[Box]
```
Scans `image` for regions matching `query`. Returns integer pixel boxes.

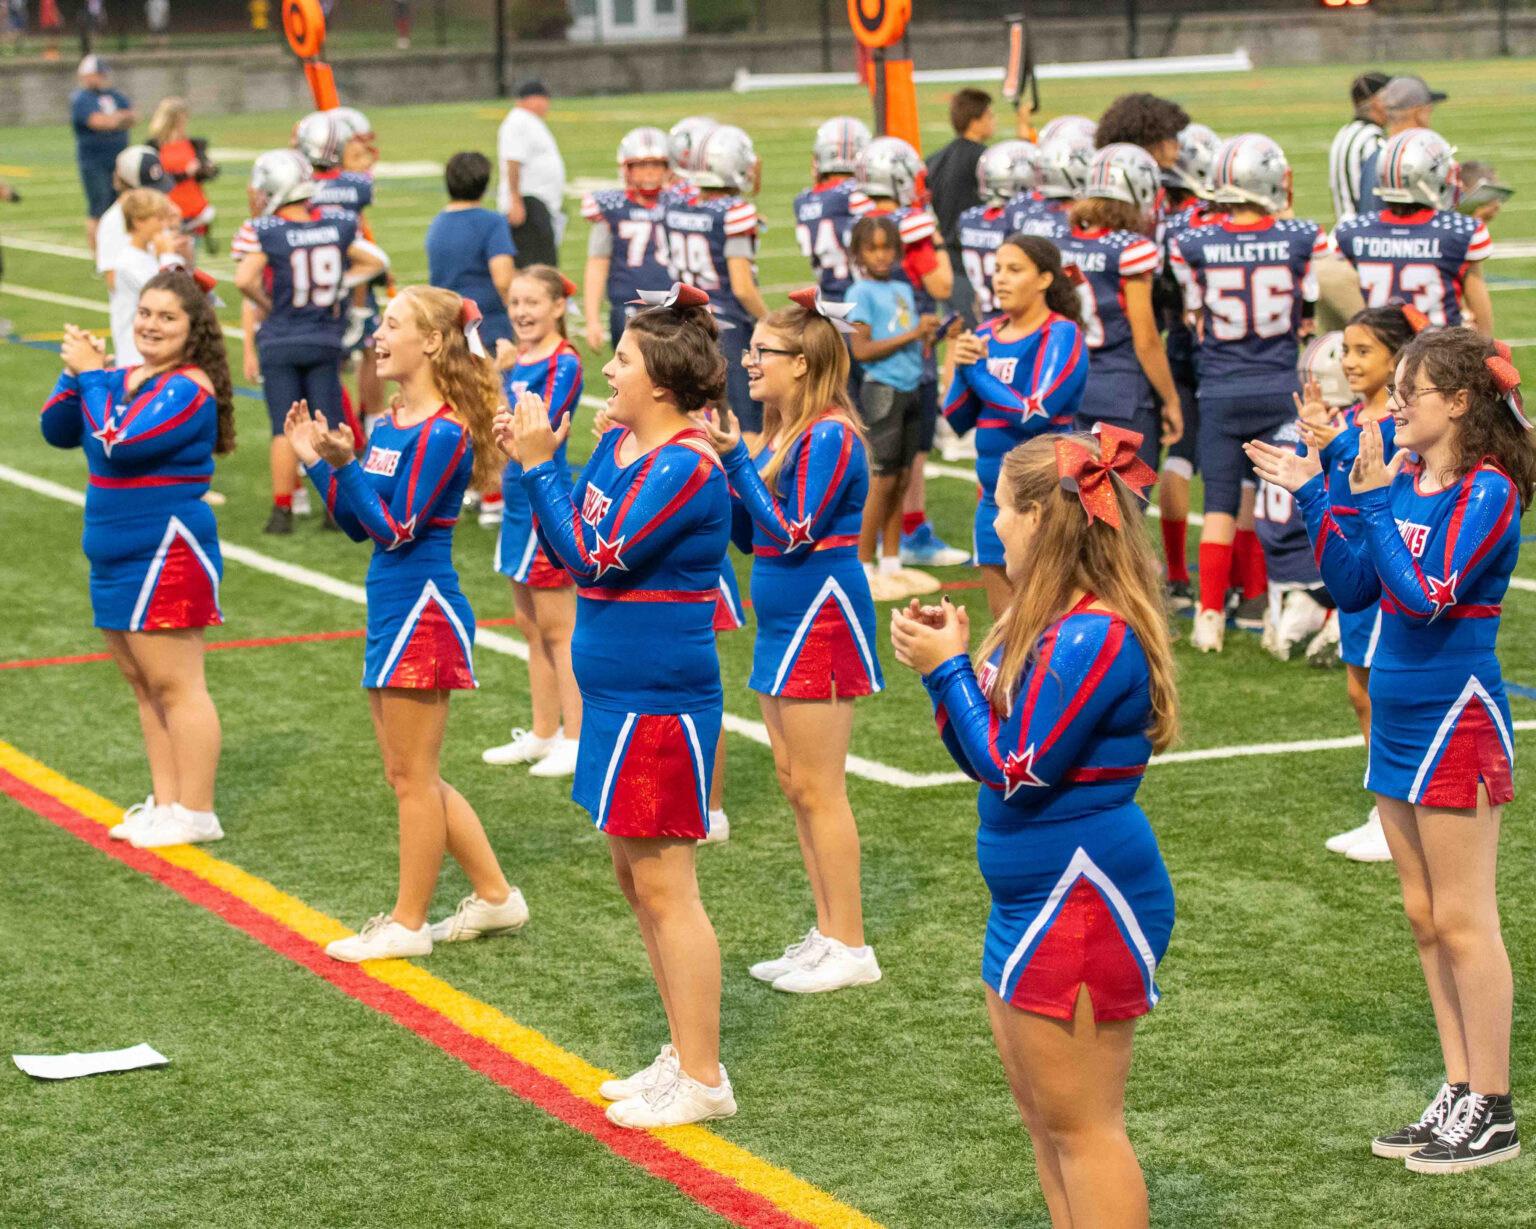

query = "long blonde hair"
[975,434,1178,753]
[755,302,863,494]
[148,97,188,146]
[394,285,504,492]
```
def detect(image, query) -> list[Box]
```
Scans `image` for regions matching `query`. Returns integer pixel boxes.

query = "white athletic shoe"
[110,794,159,841]
[128,802,224,848]
[772,936,882,994]
[598,1043,678,1102]
[292,485,312,517]
[700,810,730,845]
[1325,806,1380,854]
[749,928,825,983]
[527,737,579,778]
[478,494,505,528]
[325,913,433,963]
[1192,607,1226,653]
[430,889,529,942]
[1276,589,1328,660]
[1305,609,1343,668]
[605,1065,737,1129]
[483,727,560,766]
[1345,812,1394,863]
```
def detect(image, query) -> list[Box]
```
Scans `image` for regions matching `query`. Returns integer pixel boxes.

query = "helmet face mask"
[1209,134,1291,214]
[812,116,872,178]
[1376,128,1460,211]
[617,126,670,194]
[976,140,1040,206]
[855,136,926,208]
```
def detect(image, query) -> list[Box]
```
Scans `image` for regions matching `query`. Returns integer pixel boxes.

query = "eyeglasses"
[1385,384,1452,408]
[744,346,799,366]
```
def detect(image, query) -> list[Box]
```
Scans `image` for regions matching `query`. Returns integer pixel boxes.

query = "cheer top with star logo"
[522,424,732,712]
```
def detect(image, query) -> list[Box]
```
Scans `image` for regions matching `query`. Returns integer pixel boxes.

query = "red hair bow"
[1400,303,1431,334]
[559,272,579,298]
[1486,344,1529,430]
[629,282,712,311]
[788,285,857,334]
[458,297,486,358]
[189,267,223,308]
[1053,424,1158,530]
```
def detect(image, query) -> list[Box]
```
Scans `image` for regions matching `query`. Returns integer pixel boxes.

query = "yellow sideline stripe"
[0,740,885,1229]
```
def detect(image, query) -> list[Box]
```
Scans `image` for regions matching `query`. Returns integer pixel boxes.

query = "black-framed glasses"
[1385,384,1452,409]
[744,346,799,366]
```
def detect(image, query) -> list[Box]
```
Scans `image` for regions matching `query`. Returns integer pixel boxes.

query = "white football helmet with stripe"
[617,126,669,166]
[1038,115,1098,145]
[1166,123,1221,196]
[668,116,717,173]
[1036,133,1095,200]
[1376,128,1460,211]
[687,125,759,193]
[1208,134,1291,214]
[1084,143,1162,216]
[250,149,316,215]
[855,136,926,207]
[977,140,1041,205]
[812,116,872,177]
[294,111,345,169]
[1300,331,1354,409]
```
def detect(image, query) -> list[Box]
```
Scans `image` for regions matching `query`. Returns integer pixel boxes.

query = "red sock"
[1235,529,1267,600]
[902,510,926,536]
[1199,541,1234,613]
[273,493,293,510]
[1161,517,1189,583]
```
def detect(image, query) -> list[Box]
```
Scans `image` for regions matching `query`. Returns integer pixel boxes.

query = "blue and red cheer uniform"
[41,366,224,631]
[1318,406,1398,668]
[496,342,582,588]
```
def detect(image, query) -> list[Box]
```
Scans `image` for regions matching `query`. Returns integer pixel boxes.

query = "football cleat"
[250,148,317,215]
[1192,607,1226,653]
[1036,133,1096,200]
[977,139,1041,206]
[1084,143,1163,217]
[812,116,872,177]
[856,136,926,207]
[1376,127,1460,212]
[1164,122,1222,196]
[1208,134,1291,214]
[686,124,759,194]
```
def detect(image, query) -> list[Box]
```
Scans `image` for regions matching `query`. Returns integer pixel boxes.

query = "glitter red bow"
[788,286,857,335]
[1401,303,1431,334]
[458,297,486,358]
[1487,343,1529,430]
[559,272,579,298]
[1053,425,1159,530]
[630,282,712,310]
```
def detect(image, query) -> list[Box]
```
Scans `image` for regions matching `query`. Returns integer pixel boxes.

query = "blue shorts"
[573,703,721,839]
[260,342,345,436]
[717,326,763,434]
[974,489,1004,567]
[1367,664,1515,808]
[1166,372,1200,472]
[79,158,115,218]
[1197,392,1295,518]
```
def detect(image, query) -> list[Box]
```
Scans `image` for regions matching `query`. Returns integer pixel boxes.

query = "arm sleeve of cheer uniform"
[1356,471,1520,625]
[76,370,211,464]
[329,417,469,550]
[720,420,858,550]
[39,371,85,448]
[962,321,1087,436]
[523,443,714,583]
[941,362,981,435]
[544,352,584,427]
[303,457,369,542]
[1295,473,1381,612]
[923,616,1129,802]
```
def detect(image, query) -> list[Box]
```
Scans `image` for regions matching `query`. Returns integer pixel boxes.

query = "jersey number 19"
[289,244,343,310]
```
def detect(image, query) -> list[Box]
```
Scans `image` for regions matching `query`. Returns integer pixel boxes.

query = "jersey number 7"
[616,218,669,270]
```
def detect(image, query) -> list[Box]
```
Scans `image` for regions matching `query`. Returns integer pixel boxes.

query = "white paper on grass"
[12,1043,169,1080]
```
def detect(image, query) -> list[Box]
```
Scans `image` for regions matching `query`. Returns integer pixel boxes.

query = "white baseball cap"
[78,54,109,77]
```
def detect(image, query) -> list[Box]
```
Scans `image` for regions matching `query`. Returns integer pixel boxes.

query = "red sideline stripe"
[0,764,817,1229]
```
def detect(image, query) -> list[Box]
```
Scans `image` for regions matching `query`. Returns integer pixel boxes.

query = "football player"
[793,116,874,304]
[581,127,673,354]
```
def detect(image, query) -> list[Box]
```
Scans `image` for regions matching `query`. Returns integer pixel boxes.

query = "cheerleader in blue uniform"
[700,287,885,995]
[286,286,527,964]
[502,283,736,1130]
[943,233,1088,616]
[1249,327,1534,1173]
[482,265,584,779]
[41,270,235,850]
[891,426,1176,1229]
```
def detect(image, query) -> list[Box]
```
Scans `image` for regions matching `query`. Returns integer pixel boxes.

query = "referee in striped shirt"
[1317,71,1389,329]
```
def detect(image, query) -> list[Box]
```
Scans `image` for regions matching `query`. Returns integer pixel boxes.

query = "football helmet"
[977,140,1041,205]
[856,136,926,207]
[1038,114,1098,145]
[1165,122,1221,196]
[812,116,872,177]
[1084,143,1162,216]
[668,116,717,173]
[294,111,346,170]
[250,148,316,215]
[1376,128,1460,211]
[1299,331,1354,409]
[1036,133,1095,200]
[1208,134,1291,214]
[617,126,670,193]
[687,125,760,194]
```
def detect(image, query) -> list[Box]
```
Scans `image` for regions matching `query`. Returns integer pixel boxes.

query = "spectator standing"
[426,152,518,351]
[1316,71,1389,331]
[925,88,994,321]
[497,79,566,269]
[1355,75,1445,218]
[147,97,218,241]
[95,144,169,292]
[70,55,135,247]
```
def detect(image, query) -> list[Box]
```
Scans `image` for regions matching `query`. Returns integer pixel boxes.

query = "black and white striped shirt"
[1329,118,1384,223]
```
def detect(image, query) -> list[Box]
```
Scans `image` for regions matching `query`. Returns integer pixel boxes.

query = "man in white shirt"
[496,79,566,268]
[1318,71,1388,330]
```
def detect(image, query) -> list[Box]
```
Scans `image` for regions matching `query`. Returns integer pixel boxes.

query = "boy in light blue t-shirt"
[845,214,937,586]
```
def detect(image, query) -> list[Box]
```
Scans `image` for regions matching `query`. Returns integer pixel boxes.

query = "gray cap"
[1379,75,1447,111]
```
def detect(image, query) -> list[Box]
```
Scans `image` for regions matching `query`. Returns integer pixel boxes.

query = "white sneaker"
[430,889,529,942]
[110,794,159,841]
[325,913,433,962]
[478,495,505,528]
[749,928,825,983]
[527,737,579,778]
[1345,811,1393,863]
[598,1043,678,1102]
[605,1064,737,1128]
[1325,806,1380,854]
[1192,607,1225,653]
[1276,589,1327,660]
[128,802,224,848]
[1260,601,1284,660]
[700,810,729,845]
[482,727,560,766]
[291,485,312,516]
[771,936,882,994]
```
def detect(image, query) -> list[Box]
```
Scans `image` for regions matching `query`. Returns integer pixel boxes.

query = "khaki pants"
[1315,253,1365,334]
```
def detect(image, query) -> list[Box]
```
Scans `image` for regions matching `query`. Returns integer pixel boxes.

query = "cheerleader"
[891,427,1176,1228]
[40,270,235,850]
[481,266,583,779]
[699,288,885,994]
[285,286,527,962]
[1248,328,1533,1172]
[502,283,736,1129]
[943,233,1088,616]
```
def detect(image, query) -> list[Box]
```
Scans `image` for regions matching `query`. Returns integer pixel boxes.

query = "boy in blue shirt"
[426,151,518,350]
[845,215,937,597]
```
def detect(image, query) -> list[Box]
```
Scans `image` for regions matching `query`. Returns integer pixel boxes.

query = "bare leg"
[859,471,905,565]
[1159,470,1189,524]
[986,988,1073,1229]
[270,434,298,503]
[760,695,827,929]
[1345,664,1372,742]
[710,729,726,813]
[610,838,677,1039]
[369,688,451,931]
[881,466,913,561]
[530,585,581,738]
[441,781,512,905]
[982,564,1012,619]
[101,629,178,804]
[511,581,562,740]
[125,629,220,811]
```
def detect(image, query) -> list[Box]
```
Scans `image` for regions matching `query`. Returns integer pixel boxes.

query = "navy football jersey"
[581,188,672,309]
[1159,200,1220,374]
[793,178,873,301]
[1330,208,1491,328]
[233,207,359,350]
[1005,194,1070,242]
[311,169,374,213]
[957,203,1012,316]
[661,192,761,329]
[1169,216,1327,397]
[1054,226,1162,367]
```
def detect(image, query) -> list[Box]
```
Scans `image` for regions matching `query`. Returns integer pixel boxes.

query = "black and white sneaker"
[1233,595,1267,631]
[1165,579,1194,612]
[1406,1092,1520,1173]
[1372,1081,1468,1157]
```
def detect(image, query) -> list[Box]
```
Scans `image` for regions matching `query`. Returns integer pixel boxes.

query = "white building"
[567,0,687,42]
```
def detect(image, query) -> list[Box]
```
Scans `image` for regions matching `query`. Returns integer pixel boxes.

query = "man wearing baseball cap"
[496,79,566,268]
[1356,75,1447,216]
[70,55,136,247]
